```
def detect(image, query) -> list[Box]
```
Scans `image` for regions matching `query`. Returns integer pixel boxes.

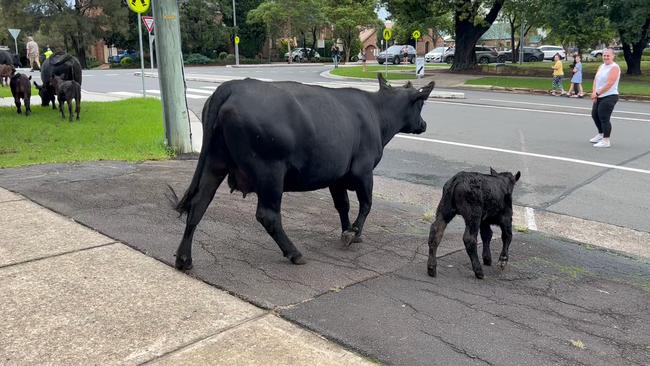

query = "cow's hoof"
[427,266,437,277]
[290,253,306,265]
[498,260,508,270]
[341,230,362,246]
[483,257,492,266]
[175,255,193,271]
[474,271,484,279]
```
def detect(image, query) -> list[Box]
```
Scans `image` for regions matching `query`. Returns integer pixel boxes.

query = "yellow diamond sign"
[412,30,421,40]
[128,0,150,14]
[383,29,392,41]
[235,36,240,45]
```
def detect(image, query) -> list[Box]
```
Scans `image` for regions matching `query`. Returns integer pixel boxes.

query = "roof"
[480,23,511,41]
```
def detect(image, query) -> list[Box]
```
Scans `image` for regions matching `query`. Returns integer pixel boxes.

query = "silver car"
[424,47,449,63]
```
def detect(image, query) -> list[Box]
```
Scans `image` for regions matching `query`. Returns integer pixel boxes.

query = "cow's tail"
[171,85,232,216]
[436,175,459,223]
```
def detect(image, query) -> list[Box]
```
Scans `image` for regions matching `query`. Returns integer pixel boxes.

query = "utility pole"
[232,0,239,65]
[519,16,525,64]
[153,0,192,153]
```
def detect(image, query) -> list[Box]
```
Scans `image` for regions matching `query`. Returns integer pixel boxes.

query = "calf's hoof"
[341,230,362,246]
[427,266,437,277]
[498,256,508,270]
[175,254,193,271]
[289,253,306,265]
[483,257,492,266]
[474,271,484,279]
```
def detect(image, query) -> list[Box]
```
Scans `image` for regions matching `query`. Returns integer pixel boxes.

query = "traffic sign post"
[383,28,392,79]
[142,15,155,70]
[412,30,422,78]
[127,0,150,97]
[8,28,20,55]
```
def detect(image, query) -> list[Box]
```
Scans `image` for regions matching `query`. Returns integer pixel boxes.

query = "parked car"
[377,45,416,64]
[109,50,139,64]
[537,45,566,60]
[424,46,450,63]
[590,46,623,59]
[284,48,321,62]
[442,46,498,64]
[0,45,9,51]
[496,47,545,63]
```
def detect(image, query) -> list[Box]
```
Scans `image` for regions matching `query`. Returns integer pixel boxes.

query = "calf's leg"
[58,97,65,119]
[343,173,373,244]
[480,222,493,266]
[75,97,80,120]
[14,97,21,114]
[427,214,451,277]
[462,215,484,279]
[175,164,227,270]
[68,99,73,122]
[498,218,514,270]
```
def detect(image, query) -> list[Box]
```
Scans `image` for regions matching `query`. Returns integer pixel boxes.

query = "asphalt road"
[63,65,650,233]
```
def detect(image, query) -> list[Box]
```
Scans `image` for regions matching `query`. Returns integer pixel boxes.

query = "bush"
[218,51,228,60]
[86,58,101,69]
[184,53,213,65]
[120,57,133,66]
[642,55,650,62]
[224,54,236,64]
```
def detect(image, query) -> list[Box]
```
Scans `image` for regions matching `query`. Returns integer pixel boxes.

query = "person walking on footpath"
[26,36,41,72]
[569,54,584,98]
[331,44,340,68]
[590,48,621,148]
[550,53,565,96]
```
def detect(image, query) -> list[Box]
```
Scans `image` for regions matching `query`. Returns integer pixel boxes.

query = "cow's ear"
[403,81,413,89]
[377,73,390,90]
[34,81,41,90]
[413,81,435,101]
[490,167,498,176]
[514,171,521,182]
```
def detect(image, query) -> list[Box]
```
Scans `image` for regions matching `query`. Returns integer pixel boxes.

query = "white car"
[424,46,449,63]
[537,45,566,60]
[590,46,623,58]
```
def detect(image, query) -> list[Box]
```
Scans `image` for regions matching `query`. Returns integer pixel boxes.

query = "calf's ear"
[514,171,521,182]
[377,73,390,90]
[490,167,498,176]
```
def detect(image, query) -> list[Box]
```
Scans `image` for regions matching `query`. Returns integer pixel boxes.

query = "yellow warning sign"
[412,30,421,40]
[128,0,150,14]
[234,36,240,45]
[383,29,392,41]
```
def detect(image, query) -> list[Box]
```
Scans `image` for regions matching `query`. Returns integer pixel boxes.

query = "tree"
[501,0,544,62]
[383,0,504,72]
[327,0,381,63]
[542,0,615,53]
[179,0,230,57]
[606,0,650,75]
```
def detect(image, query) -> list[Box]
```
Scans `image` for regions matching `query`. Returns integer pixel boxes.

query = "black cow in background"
[34,52,82,108]
[428,168,521,279]
[0,50,22,68]
[10,73,32,116]
[169,74,435,270]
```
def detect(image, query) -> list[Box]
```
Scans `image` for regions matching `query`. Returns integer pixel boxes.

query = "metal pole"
[149,31,154,70]
[154,0,192,153]
[138,13,146,97]
[14,38,18,55]
[151,0,167,144]
[232,0,239,65]
[384,40,388,79]
[519,17,525,64]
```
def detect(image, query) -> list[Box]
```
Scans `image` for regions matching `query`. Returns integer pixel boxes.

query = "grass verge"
[0,87,38,98]
[465,76,650,96]
[330,64,449,80]
[0,98,172,168]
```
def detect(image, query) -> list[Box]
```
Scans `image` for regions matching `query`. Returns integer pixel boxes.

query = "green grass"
[0,87,38,98]
[0,98,172,168]
[465,76,650,96]
[331,64,449,80]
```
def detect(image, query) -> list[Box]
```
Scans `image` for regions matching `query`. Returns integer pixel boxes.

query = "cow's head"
[34,81,55,106]
[490,167,521,193]
[12,54,22,68]
[377,73,435,134]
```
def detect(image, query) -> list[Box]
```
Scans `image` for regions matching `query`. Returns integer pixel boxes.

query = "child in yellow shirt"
[551,53,565,96]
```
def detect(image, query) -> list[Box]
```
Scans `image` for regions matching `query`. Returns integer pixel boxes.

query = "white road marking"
[200,86,218,91]
[186,88,215,95]
[480,98,650,116]
[108,91,142,97]
[426,100,650,123]
[145,89,206,99]
[526,207,538,231]
[395,134,650,175]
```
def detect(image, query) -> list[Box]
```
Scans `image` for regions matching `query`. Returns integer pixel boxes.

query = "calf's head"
[377,73,435,134]
[490,167,521,194]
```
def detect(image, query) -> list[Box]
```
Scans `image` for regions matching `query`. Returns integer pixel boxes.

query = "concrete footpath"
[0,187,374,365]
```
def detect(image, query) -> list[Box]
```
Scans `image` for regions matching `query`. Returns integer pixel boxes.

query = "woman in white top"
[589,48,621,148]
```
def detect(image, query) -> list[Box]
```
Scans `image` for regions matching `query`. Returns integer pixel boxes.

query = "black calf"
[428,168,521,279]
[10,73,32,116]
[51,76,81,121]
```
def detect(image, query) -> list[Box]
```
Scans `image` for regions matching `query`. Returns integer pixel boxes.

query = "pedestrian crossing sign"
[383,29,392,41]
[128,0,150,14]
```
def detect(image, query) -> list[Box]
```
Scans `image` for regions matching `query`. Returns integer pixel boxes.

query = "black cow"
[51,75,81,121]
[0,50,21,68]
[427,168,521,279]
[170,74,435,269]
[0,64,15,86]
[10,73,32,116]
[34,52,82,108]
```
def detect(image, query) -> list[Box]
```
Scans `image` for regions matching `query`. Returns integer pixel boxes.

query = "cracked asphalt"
[1,160,648,365]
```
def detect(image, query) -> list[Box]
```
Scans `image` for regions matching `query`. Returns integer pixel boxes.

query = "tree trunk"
[508,16,517,63]
[622,41,644,75]
[310,26,318,59]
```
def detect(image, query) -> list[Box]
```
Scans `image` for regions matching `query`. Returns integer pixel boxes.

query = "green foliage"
[120,57,133,66]
[179,0,231,56]
[225,54,236,63]
[328,0,382,62]
[86,58,101,69]
[184,53,213,65]
[218,51,229,60]
[543,0,616,50]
